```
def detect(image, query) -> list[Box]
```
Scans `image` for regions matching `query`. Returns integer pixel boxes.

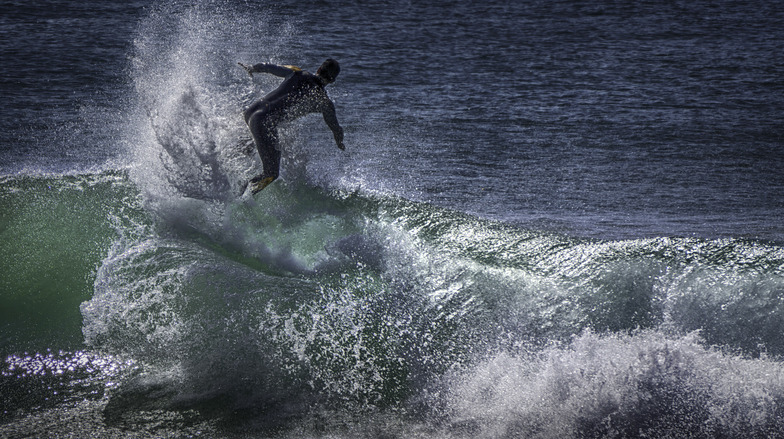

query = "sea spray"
[442,330,784,438]
[125,1,303,205]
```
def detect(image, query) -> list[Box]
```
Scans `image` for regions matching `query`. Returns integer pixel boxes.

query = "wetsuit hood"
[317,59,340,84]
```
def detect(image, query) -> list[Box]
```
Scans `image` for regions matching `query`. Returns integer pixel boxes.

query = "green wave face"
[0,173,147,353]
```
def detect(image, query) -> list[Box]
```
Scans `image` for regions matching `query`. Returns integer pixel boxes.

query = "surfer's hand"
[338,142,346,151]
[238,62,253,77]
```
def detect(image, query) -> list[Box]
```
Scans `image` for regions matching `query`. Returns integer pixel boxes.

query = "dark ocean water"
[2,0,784,437]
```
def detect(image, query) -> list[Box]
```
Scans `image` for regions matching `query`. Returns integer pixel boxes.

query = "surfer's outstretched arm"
[238,62,298,78]
[322,101,345,150]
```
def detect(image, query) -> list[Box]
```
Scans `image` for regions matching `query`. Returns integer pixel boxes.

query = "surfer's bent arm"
[322,101,345,150]
[238,62,298,78]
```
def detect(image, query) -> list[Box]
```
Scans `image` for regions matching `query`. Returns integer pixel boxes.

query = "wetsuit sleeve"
[248,63,297,77]
[322,100,345,149]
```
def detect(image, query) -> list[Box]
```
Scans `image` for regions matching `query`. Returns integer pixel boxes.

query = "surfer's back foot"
[250,175,277,194]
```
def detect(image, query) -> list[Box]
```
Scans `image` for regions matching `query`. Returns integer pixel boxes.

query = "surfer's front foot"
[249,175,276,194]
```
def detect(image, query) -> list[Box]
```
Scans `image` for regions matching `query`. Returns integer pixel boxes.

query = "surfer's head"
[317,59,340,84]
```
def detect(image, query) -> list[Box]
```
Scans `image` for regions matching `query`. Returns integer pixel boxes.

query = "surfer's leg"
[254,131,280,183]
[243,100,267,125]
[247,111,281,193]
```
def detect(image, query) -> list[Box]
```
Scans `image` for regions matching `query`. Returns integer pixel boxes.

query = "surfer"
[238,59,345,193]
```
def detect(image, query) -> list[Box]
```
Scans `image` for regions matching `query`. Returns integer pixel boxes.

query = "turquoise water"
[0,173,140,353]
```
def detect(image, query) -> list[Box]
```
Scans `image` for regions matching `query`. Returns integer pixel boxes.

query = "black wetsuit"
[242,63,343,191]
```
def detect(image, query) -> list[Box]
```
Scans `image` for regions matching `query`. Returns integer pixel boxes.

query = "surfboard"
[250,176,276,194]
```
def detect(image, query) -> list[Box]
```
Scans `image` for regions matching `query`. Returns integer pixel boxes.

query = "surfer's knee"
[243,107,254,124]
[244,101,270,125]
[246,108,264,127]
